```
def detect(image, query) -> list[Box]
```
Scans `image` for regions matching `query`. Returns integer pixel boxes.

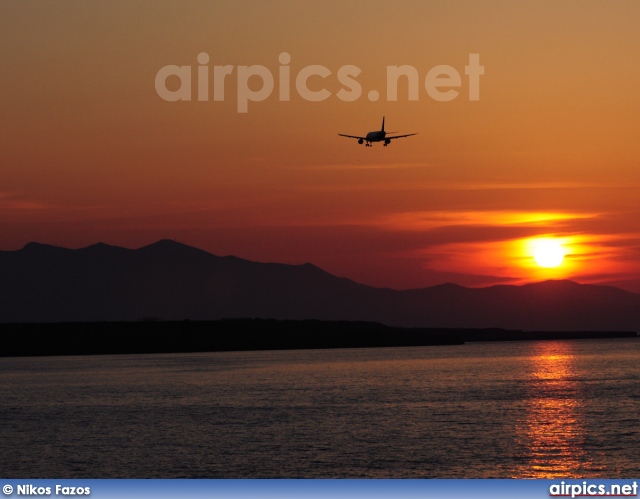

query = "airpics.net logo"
[155,52,484,112]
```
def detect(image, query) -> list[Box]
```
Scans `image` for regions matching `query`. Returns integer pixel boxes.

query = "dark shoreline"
[1,319,637,358]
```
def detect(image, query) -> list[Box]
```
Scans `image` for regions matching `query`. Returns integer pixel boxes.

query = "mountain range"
[1,239,639,331]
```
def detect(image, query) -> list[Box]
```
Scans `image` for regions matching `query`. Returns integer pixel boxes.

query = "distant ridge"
[1,240,639,331]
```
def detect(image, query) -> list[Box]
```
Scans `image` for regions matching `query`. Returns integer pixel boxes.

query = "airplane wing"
[338,134,367,140]
[385,133,417,140]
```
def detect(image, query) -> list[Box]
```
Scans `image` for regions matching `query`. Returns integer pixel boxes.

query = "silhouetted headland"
[0,319,636,357]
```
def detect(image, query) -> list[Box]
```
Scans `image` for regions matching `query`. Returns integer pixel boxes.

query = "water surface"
[1,338,638,477]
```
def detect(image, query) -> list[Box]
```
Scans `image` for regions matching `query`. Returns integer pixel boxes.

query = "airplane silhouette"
[339,116,417,147]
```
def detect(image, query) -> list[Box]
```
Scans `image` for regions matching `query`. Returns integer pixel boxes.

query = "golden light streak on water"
[515,341,599,478]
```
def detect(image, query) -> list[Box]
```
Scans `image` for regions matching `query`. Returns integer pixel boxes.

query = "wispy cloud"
[376,210,597,231]
[300,162,435,171]
[0,193,50,211]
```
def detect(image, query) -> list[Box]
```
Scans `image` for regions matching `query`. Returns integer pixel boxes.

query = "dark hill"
[1,240,639,331]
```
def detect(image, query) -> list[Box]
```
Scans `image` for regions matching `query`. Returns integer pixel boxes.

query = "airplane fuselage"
[365,130,386,142]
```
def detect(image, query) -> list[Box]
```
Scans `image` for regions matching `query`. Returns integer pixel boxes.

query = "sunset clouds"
[2,1,640,291]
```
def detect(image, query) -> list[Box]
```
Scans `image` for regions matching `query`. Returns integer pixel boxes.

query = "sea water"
[1,338,638,478]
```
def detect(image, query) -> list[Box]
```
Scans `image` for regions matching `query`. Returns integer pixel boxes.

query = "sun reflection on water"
[515,341,598,478]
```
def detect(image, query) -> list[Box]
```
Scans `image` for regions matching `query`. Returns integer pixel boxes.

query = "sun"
[533,239,565,268]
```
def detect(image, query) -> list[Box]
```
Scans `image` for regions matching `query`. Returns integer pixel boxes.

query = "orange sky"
[2,1,640,291]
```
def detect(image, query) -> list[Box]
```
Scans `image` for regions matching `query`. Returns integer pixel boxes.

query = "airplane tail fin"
[381,116,385,132]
